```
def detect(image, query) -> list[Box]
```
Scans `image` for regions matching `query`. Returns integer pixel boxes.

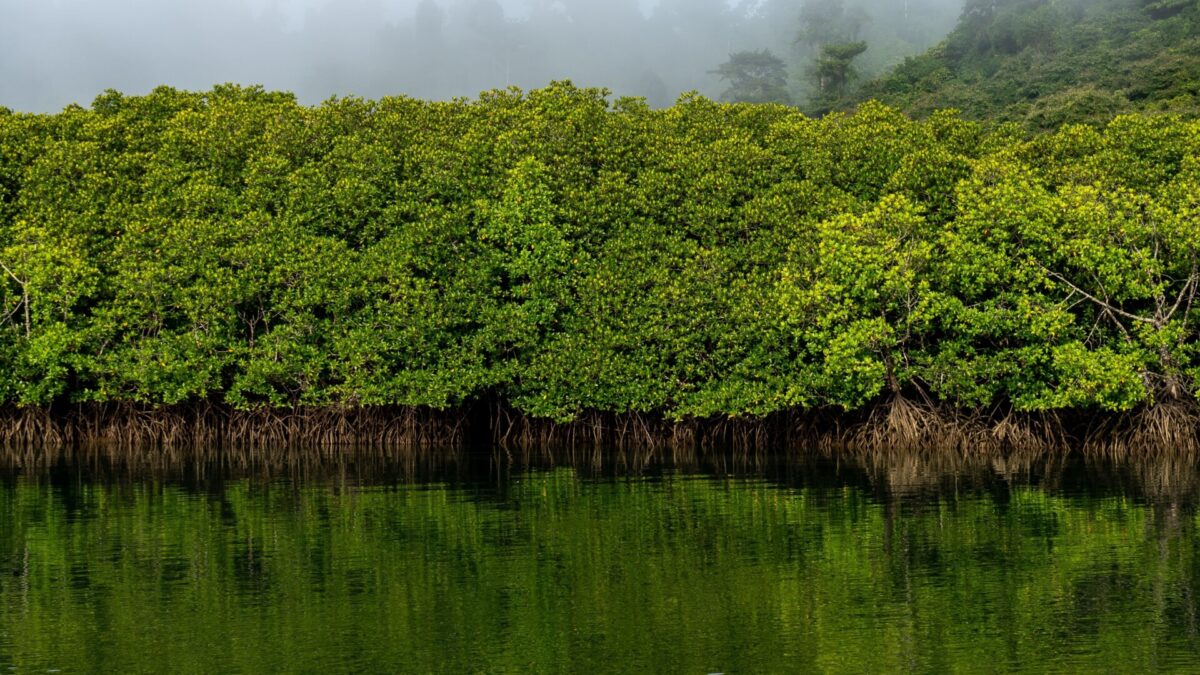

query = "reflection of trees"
[3,452,1200,669]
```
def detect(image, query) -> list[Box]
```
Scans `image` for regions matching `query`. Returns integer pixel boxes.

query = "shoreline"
[4,398,1200,457]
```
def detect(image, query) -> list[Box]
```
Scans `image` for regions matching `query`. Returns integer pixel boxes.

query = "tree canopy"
[2,83,1199,422]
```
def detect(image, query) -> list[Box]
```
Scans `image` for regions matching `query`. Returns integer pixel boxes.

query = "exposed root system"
[0,404,466,450]
[827,396,1071,456]
[1082,402,1200,458]
[2,400,1200,460]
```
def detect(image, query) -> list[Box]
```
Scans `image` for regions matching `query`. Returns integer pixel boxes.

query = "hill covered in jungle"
[842,0,1200,126]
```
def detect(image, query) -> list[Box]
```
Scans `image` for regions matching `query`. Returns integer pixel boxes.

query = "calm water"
[2,448,1200,673]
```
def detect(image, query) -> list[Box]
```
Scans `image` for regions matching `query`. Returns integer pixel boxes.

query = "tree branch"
[1165,270,1199,324]
[0,259,23,287]
[0,259,30,337]
[1041,266,1158,326]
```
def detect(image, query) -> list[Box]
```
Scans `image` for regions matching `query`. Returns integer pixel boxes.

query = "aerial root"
[0,404,466,451]
[0,401,1197,458]
[1084,401,1200,459]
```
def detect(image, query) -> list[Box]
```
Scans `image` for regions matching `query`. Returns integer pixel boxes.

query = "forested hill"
[849,0,1200,127]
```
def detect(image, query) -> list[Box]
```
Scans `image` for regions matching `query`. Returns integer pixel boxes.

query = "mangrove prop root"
[0,404,466,451]
[1,402,1199,457]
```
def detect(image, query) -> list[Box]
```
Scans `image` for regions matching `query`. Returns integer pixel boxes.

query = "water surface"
[1,449,1199,673]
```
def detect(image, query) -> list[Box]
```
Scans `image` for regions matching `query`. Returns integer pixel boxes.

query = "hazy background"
[0,0,963,112]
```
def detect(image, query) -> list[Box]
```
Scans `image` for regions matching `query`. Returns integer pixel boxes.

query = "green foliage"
[2,83,1200,418]
[851,0,1200,127]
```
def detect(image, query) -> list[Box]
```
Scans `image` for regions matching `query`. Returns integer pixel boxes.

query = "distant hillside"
[849,0,1200,126]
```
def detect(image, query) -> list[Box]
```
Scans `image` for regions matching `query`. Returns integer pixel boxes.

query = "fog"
[0,0,962,112]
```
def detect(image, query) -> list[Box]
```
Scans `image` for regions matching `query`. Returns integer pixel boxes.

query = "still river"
[1,447,1198,672]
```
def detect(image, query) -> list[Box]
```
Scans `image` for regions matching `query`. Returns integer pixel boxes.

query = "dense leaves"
[1,83,1199,420]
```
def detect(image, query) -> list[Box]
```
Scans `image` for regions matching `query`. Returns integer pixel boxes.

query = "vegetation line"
[1,83,1199,453]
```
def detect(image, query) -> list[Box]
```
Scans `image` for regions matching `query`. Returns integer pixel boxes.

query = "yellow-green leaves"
[1,83,1199,417]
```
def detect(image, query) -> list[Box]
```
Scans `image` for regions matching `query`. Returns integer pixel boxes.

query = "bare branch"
[0,299,20,326]
[1165,270,1199,323]
[1040,265,1158,326]
[0,259,23,287]
[0,259,31,338]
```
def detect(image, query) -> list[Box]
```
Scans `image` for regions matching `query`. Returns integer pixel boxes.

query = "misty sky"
[0,0,962,112]
[252,0,662,23]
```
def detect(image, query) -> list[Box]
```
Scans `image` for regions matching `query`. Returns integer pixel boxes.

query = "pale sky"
[0,0,959,112]
[250,0,665,26]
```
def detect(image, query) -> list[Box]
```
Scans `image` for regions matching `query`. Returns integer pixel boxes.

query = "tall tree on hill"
[809,40,868,109]
[794,0,872,111]
[797,0,870,53]
[712,50,793,104]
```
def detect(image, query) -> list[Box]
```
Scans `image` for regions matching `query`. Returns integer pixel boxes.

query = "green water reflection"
[1,455,1199,673]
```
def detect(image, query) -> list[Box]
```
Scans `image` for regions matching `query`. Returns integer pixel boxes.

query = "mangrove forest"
[1,83,1200,449]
